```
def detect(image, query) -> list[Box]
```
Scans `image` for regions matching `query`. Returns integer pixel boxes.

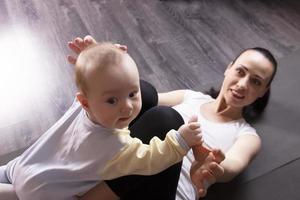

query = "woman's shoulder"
[235,118,258,137]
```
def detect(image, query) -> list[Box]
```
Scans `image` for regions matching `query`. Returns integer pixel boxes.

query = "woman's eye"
[236,68,244,76]
[252,78,262,86]
[107,97,118,105]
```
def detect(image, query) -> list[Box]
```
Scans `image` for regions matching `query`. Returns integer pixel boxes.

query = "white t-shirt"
[174,90,258,200]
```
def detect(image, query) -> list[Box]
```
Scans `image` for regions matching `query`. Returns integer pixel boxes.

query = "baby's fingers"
[68,41,82,54]
[74,37,86,49]
[193,134,203,145]
[188,122,200,130]
[115,43,128,52]
[83,35,97,45]
[188,115,198,123]
[67,55,77,65]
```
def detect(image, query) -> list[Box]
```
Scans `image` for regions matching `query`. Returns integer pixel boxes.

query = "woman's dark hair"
[207,47,278,122]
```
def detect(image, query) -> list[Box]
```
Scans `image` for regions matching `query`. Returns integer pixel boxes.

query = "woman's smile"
[230,89,245,100]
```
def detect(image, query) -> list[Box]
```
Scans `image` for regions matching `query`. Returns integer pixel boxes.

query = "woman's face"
[221,50,274,108]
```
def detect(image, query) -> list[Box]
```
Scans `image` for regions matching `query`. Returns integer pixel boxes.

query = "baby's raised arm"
[67,35,127,65]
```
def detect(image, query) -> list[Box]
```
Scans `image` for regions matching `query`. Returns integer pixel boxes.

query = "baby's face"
[85,54,142,129]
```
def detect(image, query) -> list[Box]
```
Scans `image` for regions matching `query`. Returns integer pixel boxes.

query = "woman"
[68,36,277,200]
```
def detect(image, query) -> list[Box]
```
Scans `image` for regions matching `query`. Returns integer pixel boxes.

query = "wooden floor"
[1,0,300,164]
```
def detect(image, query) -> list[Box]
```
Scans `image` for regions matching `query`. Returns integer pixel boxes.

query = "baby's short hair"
[75,42,125,95]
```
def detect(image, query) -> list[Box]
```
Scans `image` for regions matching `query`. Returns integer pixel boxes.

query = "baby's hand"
[178,115,202,147]
[67,35,127,65]
[67,35,97,65]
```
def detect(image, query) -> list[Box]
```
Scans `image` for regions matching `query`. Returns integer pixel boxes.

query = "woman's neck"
[210,95,243,121]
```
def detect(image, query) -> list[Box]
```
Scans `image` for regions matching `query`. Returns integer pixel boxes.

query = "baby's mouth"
[119,116,131,121]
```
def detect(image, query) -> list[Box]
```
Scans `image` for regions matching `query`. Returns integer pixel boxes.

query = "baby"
[0,42,204,200]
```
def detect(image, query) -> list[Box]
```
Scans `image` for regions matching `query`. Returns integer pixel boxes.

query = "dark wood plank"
[1,0,300,165]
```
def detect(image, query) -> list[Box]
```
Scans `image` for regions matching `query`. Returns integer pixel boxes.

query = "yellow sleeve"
[100,130,188,180]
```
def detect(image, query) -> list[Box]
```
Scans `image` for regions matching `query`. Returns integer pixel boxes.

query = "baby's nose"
[121,99,133,113]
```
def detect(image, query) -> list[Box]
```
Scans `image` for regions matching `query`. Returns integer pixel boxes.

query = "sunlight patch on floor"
[0,26,48,126]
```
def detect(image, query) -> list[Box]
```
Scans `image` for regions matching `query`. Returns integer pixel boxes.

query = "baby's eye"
[106,97,118,105]
[129,91,138,98]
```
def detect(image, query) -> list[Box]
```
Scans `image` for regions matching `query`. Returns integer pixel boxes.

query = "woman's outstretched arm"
[158,90,186,107]
[190,134,261,197]
[218,134,261,182]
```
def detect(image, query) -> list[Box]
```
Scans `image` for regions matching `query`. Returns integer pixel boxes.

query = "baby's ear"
[76,92,89,109]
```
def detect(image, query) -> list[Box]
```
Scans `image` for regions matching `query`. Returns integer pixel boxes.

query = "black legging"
[105,80,184,200]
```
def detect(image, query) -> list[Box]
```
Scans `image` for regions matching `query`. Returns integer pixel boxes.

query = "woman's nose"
[237,77,248,89]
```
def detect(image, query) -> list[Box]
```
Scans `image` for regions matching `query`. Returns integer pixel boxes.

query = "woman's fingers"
[198,188,207,198]
[212,149,225,163]
[197,169,217,198]
[192,145,210,163]
[202,169,216,185]
[209,162,224,178]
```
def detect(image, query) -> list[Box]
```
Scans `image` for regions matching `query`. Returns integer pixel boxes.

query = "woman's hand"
[67,35,127,65]
[190,149,225,198]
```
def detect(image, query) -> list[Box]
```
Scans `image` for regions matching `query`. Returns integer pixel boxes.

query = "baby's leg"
[0,165,19,199]
[0,183,18,200]
[0,165,9,183]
